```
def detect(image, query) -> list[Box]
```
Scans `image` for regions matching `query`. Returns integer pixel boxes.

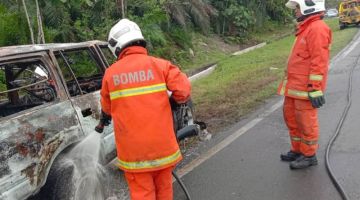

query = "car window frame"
[96,44,117,68]
[0,52,65,120]
[52,46,107,98]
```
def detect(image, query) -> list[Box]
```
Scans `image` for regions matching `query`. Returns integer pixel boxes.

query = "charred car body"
[0,41,119,200]
[0,41,201,200]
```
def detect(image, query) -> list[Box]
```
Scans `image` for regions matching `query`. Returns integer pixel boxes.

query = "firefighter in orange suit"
[278,0,332,169]
[100,19,191,199]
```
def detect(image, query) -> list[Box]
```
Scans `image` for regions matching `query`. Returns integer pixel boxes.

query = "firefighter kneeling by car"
[99,19,191,200]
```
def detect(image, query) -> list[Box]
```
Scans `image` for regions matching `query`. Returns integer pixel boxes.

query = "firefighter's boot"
[280,151,301,161]
[289,155,318,170]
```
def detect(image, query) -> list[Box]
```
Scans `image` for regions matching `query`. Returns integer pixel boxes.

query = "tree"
[0,0,297,61]
[36,0,45,43]
[22,0,35,44]
[265,0,292,22]
[0,3,28,46]
[163,0,217,34]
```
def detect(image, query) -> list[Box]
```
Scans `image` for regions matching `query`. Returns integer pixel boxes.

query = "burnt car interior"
[55,48,104,97]
[0,60,56,118]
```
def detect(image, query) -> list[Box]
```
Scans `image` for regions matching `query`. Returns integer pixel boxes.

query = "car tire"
[28,155,75,200]
[29,153,107,200]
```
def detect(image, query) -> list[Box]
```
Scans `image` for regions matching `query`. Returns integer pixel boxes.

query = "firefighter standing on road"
[278,0,332,169]
[100,19,191,199]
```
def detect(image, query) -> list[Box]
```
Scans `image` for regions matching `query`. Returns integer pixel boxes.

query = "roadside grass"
[324,18,359,57]
[179,34,230,73]
[179,23,294,74]
[251,21,295,43]
[191,18,358,132]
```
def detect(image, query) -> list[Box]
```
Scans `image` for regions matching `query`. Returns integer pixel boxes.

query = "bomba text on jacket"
[113,69,155,86]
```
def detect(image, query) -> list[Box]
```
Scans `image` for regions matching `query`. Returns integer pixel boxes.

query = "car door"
[53,46,116,165]
[0,52,83,200]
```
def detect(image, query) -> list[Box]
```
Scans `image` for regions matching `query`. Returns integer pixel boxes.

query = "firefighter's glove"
[100,110,112,126]
[308,90,325,108]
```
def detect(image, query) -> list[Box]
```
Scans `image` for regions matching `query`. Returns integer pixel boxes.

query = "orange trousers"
[283,97,319,156]
[124,166,175,200]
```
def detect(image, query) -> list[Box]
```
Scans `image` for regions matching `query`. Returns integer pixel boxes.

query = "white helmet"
[108,19,145,57]
[286,0,325,15]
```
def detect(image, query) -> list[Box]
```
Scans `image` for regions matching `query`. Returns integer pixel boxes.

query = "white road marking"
[342,39,360,58]
[331,31,360,67]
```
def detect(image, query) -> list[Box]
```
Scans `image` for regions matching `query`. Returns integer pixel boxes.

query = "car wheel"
[28,155,76,200]
[30,153,107,200]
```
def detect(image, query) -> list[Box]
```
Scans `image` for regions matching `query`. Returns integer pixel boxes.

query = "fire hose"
[325,55,359,200]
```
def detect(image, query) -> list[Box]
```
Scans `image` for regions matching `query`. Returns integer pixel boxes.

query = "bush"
[0,4,29,46]
[168,26,193,49]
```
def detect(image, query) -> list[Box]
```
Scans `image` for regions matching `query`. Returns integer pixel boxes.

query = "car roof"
[0,40,108,57]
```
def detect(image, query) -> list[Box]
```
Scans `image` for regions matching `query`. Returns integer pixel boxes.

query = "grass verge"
[179,23,294,74]
[191,18,358,132]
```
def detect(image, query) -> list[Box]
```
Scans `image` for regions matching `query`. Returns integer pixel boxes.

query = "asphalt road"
[173,30,360,200]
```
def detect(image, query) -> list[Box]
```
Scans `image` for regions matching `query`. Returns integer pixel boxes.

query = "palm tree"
[163,0,217,34]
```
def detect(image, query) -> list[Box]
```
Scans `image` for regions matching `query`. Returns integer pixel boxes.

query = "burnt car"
[0,41,118,200]
[0,41,201,200]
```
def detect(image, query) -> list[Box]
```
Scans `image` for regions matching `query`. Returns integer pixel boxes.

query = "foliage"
[168,26,193,49]
[223,3,254,37]
[163,0,217,34]
[0,69,5,92]
[265,0,292,22]
[0,0,293,63]
[210,0,291,41]
[128,0,168,50]
[0,4,29,45]
[40,0,118,42]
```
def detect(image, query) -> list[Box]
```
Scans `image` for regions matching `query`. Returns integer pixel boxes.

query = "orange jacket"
[100,46,191,172]
[278,14,332,99]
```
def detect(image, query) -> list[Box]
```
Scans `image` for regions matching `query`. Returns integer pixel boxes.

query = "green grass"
[191,18,358,132]
[178,34,231,73]
[324,18,359,57]
[178,22,294,74]
[251,21,295,43]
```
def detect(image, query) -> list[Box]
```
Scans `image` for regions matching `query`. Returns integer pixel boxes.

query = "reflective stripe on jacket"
[100,46,191,172]
[277,14,332,99]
